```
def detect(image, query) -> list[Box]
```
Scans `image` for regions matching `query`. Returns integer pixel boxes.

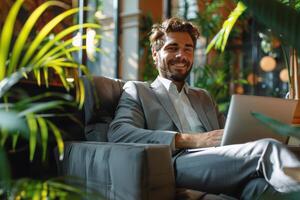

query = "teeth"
[172,63,185,66]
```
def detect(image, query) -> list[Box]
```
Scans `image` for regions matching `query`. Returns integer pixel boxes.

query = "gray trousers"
[174,138,300,199]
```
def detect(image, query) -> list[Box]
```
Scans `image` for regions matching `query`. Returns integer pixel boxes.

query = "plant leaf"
[251,112,300,139]
[206,1,247,53]
[19,8,80,68]
[241,0,300,54]
[0,111,28,135]
[18,101,73,117]
[0,66,33,98]
[47,121,64,160]
[12,132,20,151]
[0,0,24,80]
[0,129,9,147]
[34,69,41,86]
[26,114,38,161]
[7,1,69,75]
[37,117,48,161]
[31,23,100,66]
[43,68,49,88]
[15,92,73,106]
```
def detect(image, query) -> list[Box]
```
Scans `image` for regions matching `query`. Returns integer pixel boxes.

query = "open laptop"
[220,94,298,146]
[187,95,298,152]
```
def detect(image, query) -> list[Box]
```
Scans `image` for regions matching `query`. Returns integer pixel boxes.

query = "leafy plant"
[0,0,103,199]
[206,0,300,54]
[206,1,246,53]
[206,0,300,99]
[191,0,225,39]
[251,112,300,140]
[140,14,158,81]
[2,177,102,199]
[188,1,247,113]
[194,51,247,113]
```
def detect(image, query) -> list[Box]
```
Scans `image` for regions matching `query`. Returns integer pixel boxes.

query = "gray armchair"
[56,76,175,200]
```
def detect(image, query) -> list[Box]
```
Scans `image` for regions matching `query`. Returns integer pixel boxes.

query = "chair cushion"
[82,76,125,142]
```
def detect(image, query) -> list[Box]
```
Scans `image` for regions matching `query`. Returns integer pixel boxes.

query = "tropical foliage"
[206,0,300,98]
[194,51,247,113]
[188,0,247,113]
[206,1,246,53]
[207,0,300,150]
[0,0,102,199]
[252,112,300,140]
[207,0,300,54]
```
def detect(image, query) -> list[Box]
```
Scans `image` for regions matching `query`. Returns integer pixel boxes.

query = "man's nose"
[175,50,188,62]
[175,49,186,58]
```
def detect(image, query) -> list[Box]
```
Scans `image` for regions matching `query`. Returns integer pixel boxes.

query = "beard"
[166,59,193,82]
[169,67,192,82]
[156,53,193,82]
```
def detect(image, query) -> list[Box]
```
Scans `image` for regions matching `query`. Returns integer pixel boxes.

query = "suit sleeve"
[107,82,177,148]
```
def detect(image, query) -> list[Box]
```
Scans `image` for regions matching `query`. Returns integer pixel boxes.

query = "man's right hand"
[175,129,224,149]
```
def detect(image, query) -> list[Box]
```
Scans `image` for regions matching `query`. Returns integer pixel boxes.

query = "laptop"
[187,95,298,152]
[220,95,298,146]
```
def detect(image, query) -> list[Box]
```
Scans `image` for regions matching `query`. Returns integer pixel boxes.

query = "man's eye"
[185,48,193,52]
[167,46,177,51]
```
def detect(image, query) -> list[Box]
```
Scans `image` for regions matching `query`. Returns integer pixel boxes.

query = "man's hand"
[175,129,224,149]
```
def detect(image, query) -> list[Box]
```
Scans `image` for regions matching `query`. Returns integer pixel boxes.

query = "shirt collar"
[157,76,189,94]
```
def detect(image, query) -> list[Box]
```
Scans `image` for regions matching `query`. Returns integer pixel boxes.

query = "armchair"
[56,76,175,200]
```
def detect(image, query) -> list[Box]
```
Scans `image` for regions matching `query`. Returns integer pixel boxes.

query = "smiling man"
[108,18,300,199]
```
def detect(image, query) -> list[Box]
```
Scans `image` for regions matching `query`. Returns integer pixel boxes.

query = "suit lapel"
[151,78,183,132]
[187,89,213,131]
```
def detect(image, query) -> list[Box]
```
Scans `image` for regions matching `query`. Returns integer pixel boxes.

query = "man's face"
[152,32,194,82]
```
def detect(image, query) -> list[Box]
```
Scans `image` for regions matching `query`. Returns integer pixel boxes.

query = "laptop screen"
[221,95,298,146]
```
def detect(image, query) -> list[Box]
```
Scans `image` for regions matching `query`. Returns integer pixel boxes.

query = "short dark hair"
[149,17,200,51]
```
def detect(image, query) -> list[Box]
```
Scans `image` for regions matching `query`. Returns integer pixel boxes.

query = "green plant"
[192,0,225,39]
[251,112,300,140]
[190,1,247,113]
[194,51,247,113]
[0,0,103,199]
[140,14,158,81]
[207,0,300,53]
[206,0,300,99]
[206,1,246,53]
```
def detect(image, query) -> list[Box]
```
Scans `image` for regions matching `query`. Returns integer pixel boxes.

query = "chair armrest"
[55,141,175,200]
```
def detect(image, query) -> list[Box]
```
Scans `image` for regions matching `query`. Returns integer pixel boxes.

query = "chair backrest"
[82,76,125,142]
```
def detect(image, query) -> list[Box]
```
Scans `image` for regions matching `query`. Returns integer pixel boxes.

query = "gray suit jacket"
[107,77,225,150]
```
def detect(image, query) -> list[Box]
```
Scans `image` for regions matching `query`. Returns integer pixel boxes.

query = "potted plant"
[0,0,103,199]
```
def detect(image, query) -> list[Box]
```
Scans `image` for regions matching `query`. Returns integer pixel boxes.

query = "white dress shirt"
[157,76,206,133]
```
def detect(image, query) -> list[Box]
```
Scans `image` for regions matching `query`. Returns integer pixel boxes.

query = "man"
[108,17,300,199]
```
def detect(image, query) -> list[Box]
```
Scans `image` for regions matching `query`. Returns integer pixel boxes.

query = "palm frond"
[251,112,300,139]
[37,117,48,161]
[206,1,246,53]
[7,1,69,75]
[0,0,23,80]
[19,7,80,68]
[18,101,69,117]
[241,0,300,53]
[47,121,64,161]
[31,23,101,67]
[9,178,104,199]
[0,67,33,98]
[26,114,38,161]
[0,111,29,135]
